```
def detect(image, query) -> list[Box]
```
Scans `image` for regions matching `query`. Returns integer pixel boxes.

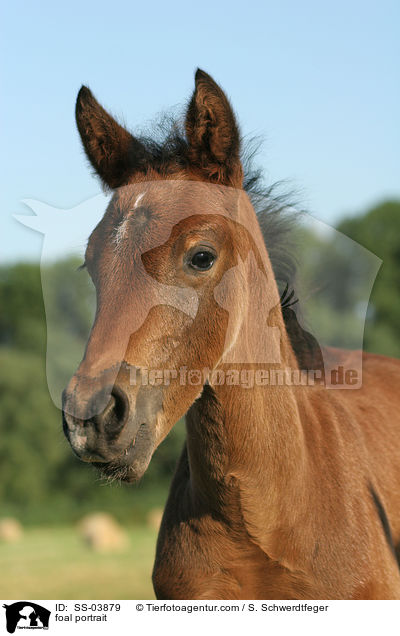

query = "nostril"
[112,385,129,422]
[100,385,129,440]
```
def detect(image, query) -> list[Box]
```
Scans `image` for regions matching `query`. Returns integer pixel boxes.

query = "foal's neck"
[185,346,310,551]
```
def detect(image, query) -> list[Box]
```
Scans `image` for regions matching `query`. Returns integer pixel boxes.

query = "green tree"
[338,200,400,357]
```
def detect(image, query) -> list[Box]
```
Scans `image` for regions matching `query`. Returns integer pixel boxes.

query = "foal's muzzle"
[62,377,159,482]
[62,385,130,461]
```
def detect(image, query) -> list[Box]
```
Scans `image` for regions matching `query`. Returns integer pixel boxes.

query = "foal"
[63,69,400,599]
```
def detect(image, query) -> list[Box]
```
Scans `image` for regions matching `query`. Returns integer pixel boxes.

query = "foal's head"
[62,70,284,482]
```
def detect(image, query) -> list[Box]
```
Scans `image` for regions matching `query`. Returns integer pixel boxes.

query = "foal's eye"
[189,250,215,271]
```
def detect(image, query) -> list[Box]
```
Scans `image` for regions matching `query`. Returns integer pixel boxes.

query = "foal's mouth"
[91,422,154,483]
[62,380,161,483]
[63,409,155,483]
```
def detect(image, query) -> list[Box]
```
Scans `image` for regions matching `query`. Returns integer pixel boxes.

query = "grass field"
[0,525,158,599]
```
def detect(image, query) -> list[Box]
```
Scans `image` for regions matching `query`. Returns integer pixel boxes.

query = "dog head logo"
[2,602,50,633]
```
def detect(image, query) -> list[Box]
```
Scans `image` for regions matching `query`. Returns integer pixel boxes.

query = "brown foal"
[62,69,400,599]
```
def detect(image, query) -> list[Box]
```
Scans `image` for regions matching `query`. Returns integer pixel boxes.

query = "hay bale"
[78,512,129,552]
[146,507,163,531]
[0,518,23,543]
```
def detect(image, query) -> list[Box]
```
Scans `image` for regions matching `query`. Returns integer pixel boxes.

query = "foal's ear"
[185,69,243,186]
[75,86,149,189]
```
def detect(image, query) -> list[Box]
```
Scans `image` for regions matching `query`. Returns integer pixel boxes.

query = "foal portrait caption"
[61,69,400,599]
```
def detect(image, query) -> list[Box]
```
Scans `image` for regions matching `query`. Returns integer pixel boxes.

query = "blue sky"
[1,0,399,262]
